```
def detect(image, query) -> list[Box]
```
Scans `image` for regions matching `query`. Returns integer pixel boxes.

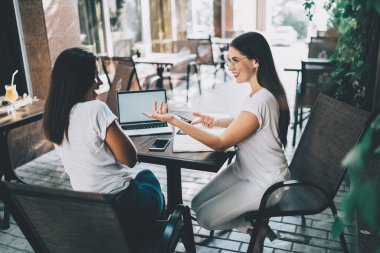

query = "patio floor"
[0,43,358,252]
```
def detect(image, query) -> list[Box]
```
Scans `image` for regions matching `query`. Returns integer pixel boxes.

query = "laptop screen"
[117,89,167,124]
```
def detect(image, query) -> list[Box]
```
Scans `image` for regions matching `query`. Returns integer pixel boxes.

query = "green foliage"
[336,116,380,245]
[304,1,380,252]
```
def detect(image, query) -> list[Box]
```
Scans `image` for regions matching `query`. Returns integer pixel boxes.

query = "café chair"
[292,60,336,146]
[243,94,371,253]
[308,37,337,59]
[195,36,225,88]
[0,181,196,253]
[101,56,142,115]
[171,40,202,102]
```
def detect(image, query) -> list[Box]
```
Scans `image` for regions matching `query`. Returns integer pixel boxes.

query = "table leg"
[156,65,165,89]
[165,164,183,215]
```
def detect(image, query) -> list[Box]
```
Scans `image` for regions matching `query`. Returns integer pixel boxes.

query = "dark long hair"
[43,48,96,145]
[230,32,290,147]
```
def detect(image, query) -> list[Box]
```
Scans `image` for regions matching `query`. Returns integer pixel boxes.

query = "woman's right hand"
[192,112,216,128]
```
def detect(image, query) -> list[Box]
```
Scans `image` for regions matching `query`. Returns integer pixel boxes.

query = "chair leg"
[186,64,191,103]
[209,230,214,238]
[1,208,10,230]
[194,65,202,95]
[292,106,299,146]
[330,204,349,253]
[301,215,306,225]
[181,207,196,253]
[299,107,304,129]
[168,76,173,91]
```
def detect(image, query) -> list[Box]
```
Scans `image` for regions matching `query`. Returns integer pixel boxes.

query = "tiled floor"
[0,43,358,252]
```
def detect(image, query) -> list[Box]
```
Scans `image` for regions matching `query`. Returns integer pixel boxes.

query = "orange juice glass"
[5,85,18,103]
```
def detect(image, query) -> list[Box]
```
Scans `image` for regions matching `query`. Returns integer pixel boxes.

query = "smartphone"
[149,138,171,151]
[177,115,192,124]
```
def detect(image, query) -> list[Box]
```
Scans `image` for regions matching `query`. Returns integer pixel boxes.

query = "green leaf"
[332,218,345,238]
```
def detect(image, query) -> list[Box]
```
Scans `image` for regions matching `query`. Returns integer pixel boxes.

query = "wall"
[9,0,81,168]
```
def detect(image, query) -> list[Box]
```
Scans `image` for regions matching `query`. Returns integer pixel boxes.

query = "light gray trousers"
[191,163,268,230]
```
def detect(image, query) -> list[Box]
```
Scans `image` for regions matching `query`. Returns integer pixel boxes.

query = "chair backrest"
[102,56,141,114]
[308,39,337,58]
[172,40,198,54]
[299,60,336,108]
[289,94,371,200]
[196,38,216,65]
[0,181,131,253]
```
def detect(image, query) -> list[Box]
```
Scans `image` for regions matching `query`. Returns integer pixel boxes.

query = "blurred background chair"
[171,40,201,102]
[193,36,225,88]
[308,36,337,59]
[101,56,141,114]
[292,60,336,146]
[0,181,196,253]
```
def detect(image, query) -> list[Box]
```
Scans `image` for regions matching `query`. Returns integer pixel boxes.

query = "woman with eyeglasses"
[144,32,290,253]
[43,48,164,251]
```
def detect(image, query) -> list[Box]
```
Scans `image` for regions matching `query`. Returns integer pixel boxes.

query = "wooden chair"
[0,181,196,253]
[171,40,202,102]
[292,60,336,146]
[244,94,371,253]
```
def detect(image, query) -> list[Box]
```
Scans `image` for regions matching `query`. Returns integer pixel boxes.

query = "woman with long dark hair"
[43,48,164,250]
[144,32,290,252]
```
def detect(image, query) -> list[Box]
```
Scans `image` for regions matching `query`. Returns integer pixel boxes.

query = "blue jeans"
[114,169,164,248]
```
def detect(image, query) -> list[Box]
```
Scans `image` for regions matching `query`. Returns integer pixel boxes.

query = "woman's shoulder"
[251,88,276,104]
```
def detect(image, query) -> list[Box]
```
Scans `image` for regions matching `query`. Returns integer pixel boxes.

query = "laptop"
[117,89,173,136]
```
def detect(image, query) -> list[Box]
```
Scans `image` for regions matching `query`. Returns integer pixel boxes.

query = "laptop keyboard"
[122,122,168,130]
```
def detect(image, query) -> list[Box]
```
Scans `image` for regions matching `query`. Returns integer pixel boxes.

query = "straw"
[11,70,18,86]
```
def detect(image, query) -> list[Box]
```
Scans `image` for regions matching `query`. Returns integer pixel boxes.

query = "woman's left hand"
[143,100,174,123]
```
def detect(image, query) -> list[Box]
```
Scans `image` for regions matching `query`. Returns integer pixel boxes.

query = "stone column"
[213,0,222,37]
[10,0,81,168]
[175,0,187,40]
[150,0,172,52]
[256,0,267,31]
[224,0,233,37]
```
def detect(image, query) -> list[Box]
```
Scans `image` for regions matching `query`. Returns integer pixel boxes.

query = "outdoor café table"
[131,111,235,214]
[134,53,196,89]
[0,99,44,229]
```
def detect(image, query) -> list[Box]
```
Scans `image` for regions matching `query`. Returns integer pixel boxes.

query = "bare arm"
[192,112,234,128]
[144,101,259,151]
[105,121,137,167]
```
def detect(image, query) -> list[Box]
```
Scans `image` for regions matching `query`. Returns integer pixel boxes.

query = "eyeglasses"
[226,56,248,67]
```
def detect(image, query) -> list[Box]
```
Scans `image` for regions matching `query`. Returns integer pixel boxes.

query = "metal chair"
[292,60,336,146]
[0,181,196,253]
[101,56,142,114]
[244,94,371,253]
[171,40,202,102]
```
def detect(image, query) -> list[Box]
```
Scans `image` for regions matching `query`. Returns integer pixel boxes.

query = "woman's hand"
[192,112,216,128]
[143,100,174,123]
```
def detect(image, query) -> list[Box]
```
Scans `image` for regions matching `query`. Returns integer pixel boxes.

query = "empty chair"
[171,40,201,102]
[101,56,142,114]
[292,60,336,146]
[195,36,225,88]
[243,94,371,253]
[0,181,196,253]
[308,37,337,59]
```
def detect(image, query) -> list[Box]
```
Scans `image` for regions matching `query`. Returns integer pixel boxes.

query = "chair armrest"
[254,180,330,216]
[160,204,191,253]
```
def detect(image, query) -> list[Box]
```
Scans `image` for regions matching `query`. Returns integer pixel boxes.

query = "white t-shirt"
[54,100,132,194]
[233,88,290,189]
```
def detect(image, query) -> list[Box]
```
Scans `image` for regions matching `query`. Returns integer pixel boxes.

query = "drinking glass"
[5,84,19,113]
